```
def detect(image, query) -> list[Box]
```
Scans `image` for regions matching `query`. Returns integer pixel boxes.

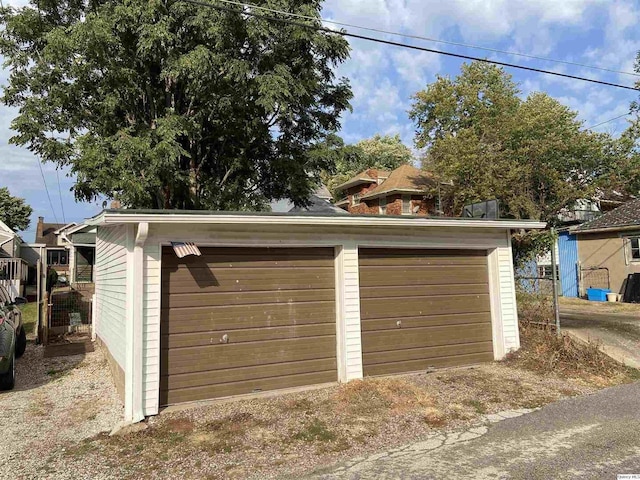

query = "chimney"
[110,200,122,209]
[36,217,44,242]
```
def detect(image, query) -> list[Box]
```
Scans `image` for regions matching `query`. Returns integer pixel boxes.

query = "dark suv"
[0,285,27,390]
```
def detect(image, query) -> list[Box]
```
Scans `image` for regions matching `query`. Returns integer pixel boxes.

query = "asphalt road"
[309,382,640,480]
[560,309,640,368]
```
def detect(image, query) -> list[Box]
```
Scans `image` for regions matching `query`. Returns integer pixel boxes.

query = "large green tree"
[0,187,33,232]
[0,0,352,210]
[410,62,608,224]
[322,133,413,197]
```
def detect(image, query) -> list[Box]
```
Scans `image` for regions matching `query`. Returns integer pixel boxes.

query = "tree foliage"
[0,0,352,210]
[322,134,413,197]
[0,187,33,232]
[410,62,609,225]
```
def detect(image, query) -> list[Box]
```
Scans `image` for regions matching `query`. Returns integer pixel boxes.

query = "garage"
[359,248,493,376]
[160,246,337,406]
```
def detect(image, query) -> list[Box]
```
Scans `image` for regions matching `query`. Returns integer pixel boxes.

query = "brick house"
[334,164,438,215]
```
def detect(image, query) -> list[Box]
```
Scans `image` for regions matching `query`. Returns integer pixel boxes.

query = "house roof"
[334,169,390,192]
[575,198,640,233]
[0,219,16,236]
[87,209,546,230]
[36,222,67,246]
[288,195,350,215]
[360,164,435,200]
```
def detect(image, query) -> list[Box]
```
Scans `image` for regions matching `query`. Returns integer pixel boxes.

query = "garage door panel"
[359,248,493,376]
[362,323,493,353]
[160,358,336,391]
[359,249,487,266]
[163,337,336,375]
[363,341,493,365]
[365,352,495,377]
[161,246,337,406]
[161,302,335,333]
[359,266,489,287]
[361,312,492,332]
[162,247,335,266]
[161,323,336,349]
[361,294,491,319]
[162,267,335,294]
[360,284,489,299]
[161,370,337,406]
[164,289,335,309]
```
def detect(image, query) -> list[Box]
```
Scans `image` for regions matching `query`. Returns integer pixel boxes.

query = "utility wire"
[36,159,59,224]
[183,0,640,92]
[587,112,631,130]
[56,168,66,223]
[211,0,640,79]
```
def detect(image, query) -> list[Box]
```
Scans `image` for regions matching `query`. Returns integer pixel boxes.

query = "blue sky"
[2,0,640,241]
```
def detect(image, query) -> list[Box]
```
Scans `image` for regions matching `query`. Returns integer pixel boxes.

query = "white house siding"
[95,225,129,369]
[142,243,161,416]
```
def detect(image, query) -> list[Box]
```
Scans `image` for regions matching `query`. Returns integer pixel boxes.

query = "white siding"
[142,243,161,416]
[95,225,129,369]
[497,242,520,352]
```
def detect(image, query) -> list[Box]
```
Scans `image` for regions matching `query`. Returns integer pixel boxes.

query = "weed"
[423,407,448,427]
[463,399,487,415]
[333,378,432,415]
[292,418,337,443]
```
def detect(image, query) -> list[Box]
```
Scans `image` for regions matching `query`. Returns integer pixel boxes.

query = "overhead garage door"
[359,248,493,376]
[160,247,337,406]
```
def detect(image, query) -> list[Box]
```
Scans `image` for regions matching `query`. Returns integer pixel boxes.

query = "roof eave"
[574,224,640,234]
[334,178,375,192]
[91,210,546,230]
[361,188,426,200]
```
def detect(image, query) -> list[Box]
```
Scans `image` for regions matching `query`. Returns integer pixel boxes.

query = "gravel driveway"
[0,341,123,479]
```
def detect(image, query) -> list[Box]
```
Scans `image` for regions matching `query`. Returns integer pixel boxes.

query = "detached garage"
[90,210,544,423]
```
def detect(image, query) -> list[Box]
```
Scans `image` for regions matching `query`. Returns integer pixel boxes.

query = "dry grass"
[512,293,640,385]
[332,377,433,415]
[560,297,640,314]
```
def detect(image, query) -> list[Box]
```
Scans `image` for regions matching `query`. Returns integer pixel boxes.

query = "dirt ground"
[0,342,123,480]
[3,340,636,480]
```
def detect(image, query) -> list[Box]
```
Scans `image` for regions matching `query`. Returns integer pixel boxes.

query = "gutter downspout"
[128,222,148,424]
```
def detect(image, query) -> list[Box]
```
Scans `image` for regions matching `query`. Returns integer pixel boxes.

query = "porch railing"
[0,258,28,300]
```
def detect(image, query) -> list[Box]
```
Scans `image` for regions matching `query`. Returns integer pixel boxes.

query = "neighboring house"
[87,208,544,422]
[0,220,27,299]
[334,164,439,215]
[572,198,640,297]
[35,217,97,284]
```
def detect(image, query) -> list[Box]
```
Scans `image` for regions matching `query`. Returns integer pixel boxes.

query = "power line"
[36,159,59,224]
[56,168,66,223]
[183,0,640,92]
[212,0,640,79]
[587,112,631,130]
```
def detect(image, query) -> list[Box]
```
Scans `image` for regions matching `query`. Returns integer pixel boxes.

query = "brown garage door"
[160,247,337,406]
[359,248,493,376]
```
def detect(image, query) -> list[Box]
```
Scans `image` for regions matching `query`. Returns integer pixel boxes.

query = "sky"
[1,0,640,241]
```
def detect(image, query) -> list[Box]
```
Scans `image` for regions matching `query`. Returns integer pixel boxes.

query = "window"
[47,249,68,266]
[631,238,640,260]
[379,197,387,215]
[352,194,361,206]
[402,195,411,215]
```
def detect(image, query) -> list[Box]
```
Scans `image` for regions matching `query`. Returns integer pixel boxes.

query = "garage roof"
[86,209,545,230]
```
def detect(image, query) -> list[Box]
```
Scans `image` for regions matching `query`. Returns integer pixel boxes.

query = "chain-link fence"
[515,267,558,331]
